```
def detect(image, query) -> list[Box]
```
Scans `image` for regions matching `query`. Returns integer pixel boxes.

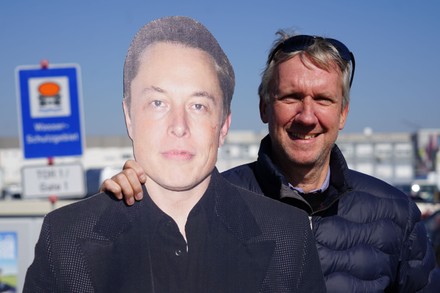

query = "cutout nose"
[169,107,189,137]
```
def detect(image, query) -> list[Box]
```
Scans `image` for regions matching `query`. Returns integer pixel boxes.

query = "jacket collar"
[209,168,264,241]
[255,134,352,213]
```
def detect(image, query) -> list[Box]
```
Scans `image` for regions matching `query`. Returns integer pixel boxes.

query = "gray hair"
[123,16,235,121]
[259,30,352,110]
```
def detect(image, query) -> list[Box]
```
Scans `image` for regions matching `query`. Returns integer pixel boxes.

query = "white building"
[337,130,414,184]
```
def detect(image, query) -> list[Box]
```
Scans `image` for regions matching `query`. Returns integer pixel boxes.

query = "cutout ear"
[219,113,231,146]
[123,99,134,140]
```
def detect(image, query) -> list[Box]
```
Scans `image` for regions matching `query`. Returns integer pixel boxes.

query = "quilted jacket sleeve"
[399,201,440,292]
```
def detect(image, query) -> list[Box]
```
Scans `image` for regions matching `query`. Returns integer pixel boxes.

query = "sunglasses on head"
[268,35,356,87]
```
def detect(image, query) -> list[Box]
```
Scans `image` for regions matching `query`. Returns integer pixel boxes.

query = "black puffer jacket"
[222,135,440,292]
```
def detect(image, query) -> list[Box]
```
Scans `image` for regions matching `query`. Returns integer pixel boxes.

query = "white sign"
[28,76,71,118]
[22,164,85,199]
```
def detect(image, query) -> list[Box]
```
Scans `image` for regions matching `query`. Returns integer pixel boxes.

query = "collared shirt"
[144,189,212,293]
[288,167,331,194]
[288,168,331,213]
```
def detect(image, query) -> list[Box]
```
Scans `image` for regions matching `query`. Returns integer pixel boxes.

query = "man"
[23,17,325,293]
[102,31,440,292]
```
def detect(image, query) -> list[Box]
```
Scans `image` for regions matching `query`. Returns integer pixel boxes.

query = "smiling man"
[23,16,325,293]
[260,52,349,192]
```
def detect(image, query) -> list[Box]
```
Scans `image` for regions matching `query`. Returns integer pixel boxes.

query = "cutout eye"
[146,99,168,113]
[152,100,163,107]
[193,104,206,111]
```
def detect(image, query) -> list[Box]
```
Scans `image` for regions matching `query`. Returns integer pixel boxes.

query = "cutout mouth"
[162,150,194,160]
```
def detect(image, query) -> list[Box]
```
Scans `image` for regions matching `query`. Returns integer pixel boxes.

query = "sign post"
[16,63,85,159]
[16,62,86,198]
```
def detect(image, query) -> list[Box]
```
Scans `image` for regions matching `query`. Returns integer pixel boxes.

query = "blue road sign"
[16,64,85,159]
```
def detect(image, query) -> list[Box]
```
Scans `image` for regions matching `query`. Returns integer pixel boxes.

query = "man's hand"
[100,160,146,205]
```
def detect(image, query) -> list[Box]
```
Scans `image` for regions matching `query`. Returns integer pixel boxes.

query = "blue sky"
[1,0,439,137]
